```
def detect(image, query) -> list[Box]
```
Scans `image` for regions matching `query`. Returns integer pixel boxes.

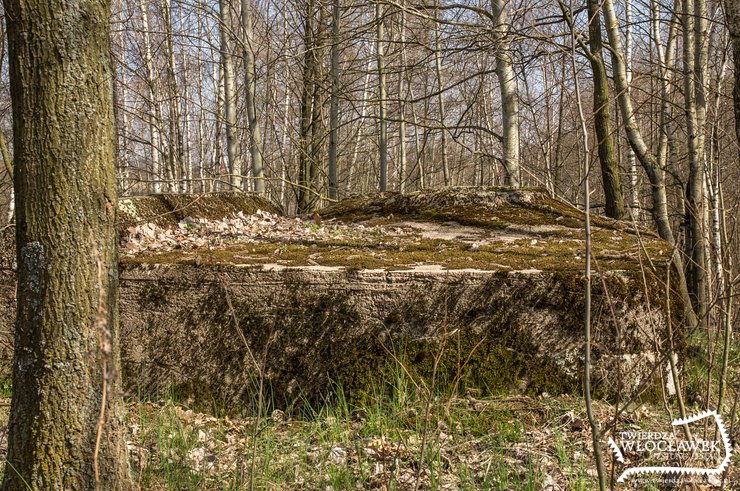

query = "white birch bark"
[491,0,520,187]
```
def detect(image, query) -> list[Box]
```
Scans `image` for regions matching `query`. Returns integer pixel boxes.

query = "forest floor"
[0,386,737,490]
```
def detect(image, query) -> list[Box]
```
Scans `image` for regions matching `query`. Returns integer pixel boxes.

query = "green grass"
[2,337,735,489]
[0,381,11,399]
[123,366,601,490]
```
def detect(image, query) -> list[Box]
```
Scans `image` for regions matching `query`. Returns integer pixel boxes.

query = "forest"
[0,0,738,488]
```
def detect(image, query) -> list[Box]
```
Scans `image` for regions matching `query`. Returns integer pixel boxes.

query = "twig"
[413,294,449,491]
[93,258,113,490]
[220,273,266,491]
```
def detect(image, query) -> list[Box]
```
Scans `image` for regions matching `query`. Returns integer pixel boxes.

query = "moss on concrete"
[127,270,582,410]
[120,259,686,413]
[320,187,641,234]
[124,234,670,275]
[116,188,686,411]
[123,188,673,278]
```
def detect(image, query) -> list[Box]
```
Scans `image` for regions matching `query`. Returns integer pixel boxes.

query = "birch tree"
[491,0,520,187]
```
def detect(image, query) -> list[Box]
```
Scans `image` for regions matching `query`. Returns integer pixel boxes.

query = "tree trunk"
[219,0,241,190]
[602,0,698,328]
[162,0,184,192]
[242,0,266,194]
[214,58,225,191]
[376,2,388,192]
[2,0,131,488]
[179,5,192,194]
[328,0,341,199]
[433,1,450,186]
[347,56,373,194]
[725,0,740,148]
[397,5,407,193]
[682,0,708,322]
[140,0,164,193]
[625,0,639,217]
[0,130,13,224]
[650,0,679,175]
[298,0,320,212]
[587,0,625,219]
[491,0,520,187]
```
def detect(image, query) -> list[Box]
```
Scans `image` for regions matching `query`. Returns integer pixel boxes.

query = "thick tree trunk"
[242,0,266,194]
[587,0,625,219]
[491,0,520,187]
[2,0,131,488]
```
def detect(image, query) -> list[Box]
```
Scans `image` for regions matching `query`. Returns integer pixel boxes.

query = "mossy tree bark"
[2,0,131,488]
[586,0,625,220]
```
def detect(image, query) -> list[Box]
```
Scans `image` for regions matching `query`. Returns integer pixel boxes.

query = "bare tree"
[139,0,165,193]
[328,0,341,199]
[602,0,698,327]
[377,1,388,191]
[727,0,740,148]
[242,0,266,194]
[220,0,242,190]
[586,0,625,219]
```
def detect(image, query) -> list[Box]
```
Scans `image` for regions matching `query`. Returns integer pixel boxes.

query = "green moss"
[123,269,604,412]
[320,187,646,236]
[124,230,672,274]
